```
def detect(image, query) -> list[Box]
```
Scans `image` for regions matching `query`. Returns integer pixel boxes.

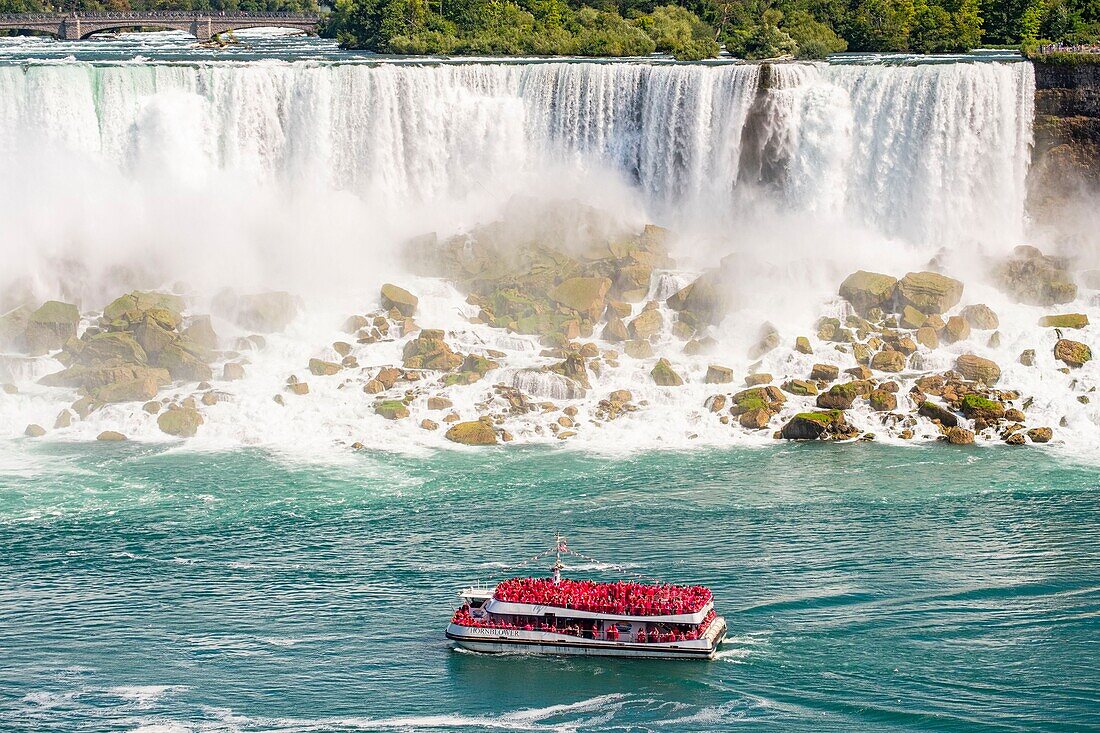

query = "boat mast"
[552,532,564,584]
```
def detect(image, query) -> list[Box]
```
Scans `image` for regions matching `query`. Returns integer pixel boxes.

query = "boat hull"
[447,619,727,660]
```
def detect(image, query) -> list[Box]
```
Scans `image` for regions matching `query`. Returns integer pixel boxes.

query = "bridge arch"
[79,23,191,39]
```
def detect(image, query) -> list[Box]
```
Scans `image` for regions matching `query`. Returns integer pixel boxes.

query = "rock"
[182,316,219,352]
[1027,427,1053,443]
[549,353,590,390]
[705,394,727,412]
[650,358,683,387]
[380,284,418,317]
[94,376,159,403]
[1038,313,1089,329]
[96,431,128,442]
[54,410,73,429]
[153,343,213,383]
[739,408,772,429]
[364,379,385,394]
[1005,432,1026,445]
[954,354,1001,384]
[549,277,612,320]
[132,319,175,358]
[794,336,812,355]
[444,420,498,446]
[627,310,662,340]
[896,272,963,314]
[810,363,839,382]
[845,365,873,380]
[1054,339,1092,368]
[961,304,999,330]
[420,419,438,431]
[614,264,653,302]
[24,424,46,437]
[959,394,1005,421]
[1019,349,1036,366]
[987,332,1001,349]
[223,362,245,381]
[731,386,785,415]
[944,426,975,445]
[839,271,898,315]
[782,379,818,396]
[81,331,149,366]
[900,305,926,330]
[666,271,727,326]
[779,411,848,440]
[682,338,714,356]
[869,389,897,412]
[602,317,629,343]
[234,292,299,333]
[705,365,734,384]
[748,323,780,360]
[609,389,633,403]
[344,315,369,333]
[1004,408,1025,422]
[605,301,631,319]
[375,400,409,420]
[625,340,653,359]
[25,300,80,354]
[942,315,971,344]
[287,382,309,396]
[816,382,861,410]
[919,401,958,427]
[0,305,32,351]
[402,329,463,371]
[40,363,170,391]
[143,401,161,414]
[745,373,772,386]
[104,291,183,325]
[308,358,341,377]
[994,249,1077,305]
[427,396,453,410]
[157,407,204,437]
[870,350,906,373]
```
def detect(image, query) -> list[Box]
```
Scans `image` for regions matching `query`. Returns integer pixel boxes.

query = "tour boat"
[446,537,726,659]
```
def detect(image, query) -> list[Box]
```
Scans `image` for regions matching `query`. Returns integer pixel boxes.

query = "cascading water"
[1,56,1093,454]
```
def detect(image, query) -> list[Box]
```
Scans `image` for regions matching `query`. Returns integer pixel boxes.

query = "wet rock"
[1054,339,1092,368]
[959,394,1005,421]
[81,331,148,365]
[287,382,309,396]
[1027,427,1053,443]
[868,389,897,412]
[182,316,219,352]
[308,358,341,377]
[549,277,612,320]
[954,354,1002,384]
[96,431,128,442]
[223,362,245,381]
[153,343,213,383]
[782,379,818,396]
[402,329,463,371]
[896,271,963,314]
[1019,349,1036,366]
[427,396,453,410]
[614,264,653,302]
[705,365,734,384]
[900,305,926,330]
[375,400,409,420]
[845,365,873,380]
[839,271,898,315]
[627,310,662,340]
[625,340,654,359]
[364,379,385,394]
[816,382,861,410]
[918,401,958,427]
[650,358,684,386]
[810,363,839,382]
[380,284,419,317]
[705,394,727,413]
[420,418,439,431]
[1039,313,1089,329]
[445,420,498,446]
[143,401,161,414]
[870,350,906,373]
[602,317,629,343]
[745,373,772,386]
[944,426,975,445]
[942,316,971,344]
[731,386,785,415]
[739,408,772,429]
[666,271,727,326]
[157,407,204,437]
[25,300,80,354]
[24,424,46,438]
[779,410,850,440]
[994,247,1077,305]
[1004,408,1026,422]
[1005,432,1026,445]
[961,304,999,330]
[344,315,369,333]
[748,323,780,359]
[94,376,159,403]
[54,410,73,429]
[794,336,812,354]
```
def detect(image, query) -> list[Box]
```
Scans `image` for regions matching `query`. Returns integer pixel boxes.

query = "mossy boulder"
[838,271,898,315]
[380,283,419,317]
[1039,313,1089,329]
[900,305,926,330]
[402,329,463,371]
[896,272,963,314]
[1054,339,1092,368]
[779,411,848,440]
[650,358,683,386]
[445,420,498,446]
[157,407,204,437]
[104,291,184,325]
[549,277,612,320]
[782,379,818,396]
[959,394,1006,421]
[810,363,840,382]
[954,354,1002,384]
[375,400,410,420]
[153,343,213,382]
[816,382,862,410]
[994,248,1077,305]
[870,349,906,372]
[868,389,897,412]
[919,401,959,427]
[80,331,148,366]
[730,386,785,415]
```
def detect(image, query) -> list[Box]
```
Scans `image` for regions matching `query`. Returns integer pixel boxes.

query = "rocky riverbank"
[2,207,1095,452]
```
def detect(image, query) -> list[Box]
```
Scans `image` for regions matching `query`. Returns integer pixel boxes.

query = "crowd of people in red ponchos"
[450,606,718,644]
[493,578,712,616]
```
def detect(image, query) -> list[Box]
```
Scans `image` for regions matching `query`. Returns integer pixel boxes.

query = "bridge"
[0,11,322,41]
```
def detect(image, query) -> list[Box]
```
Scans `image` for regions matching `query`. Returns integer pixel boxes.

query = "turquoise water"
[1,443,1097,731]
